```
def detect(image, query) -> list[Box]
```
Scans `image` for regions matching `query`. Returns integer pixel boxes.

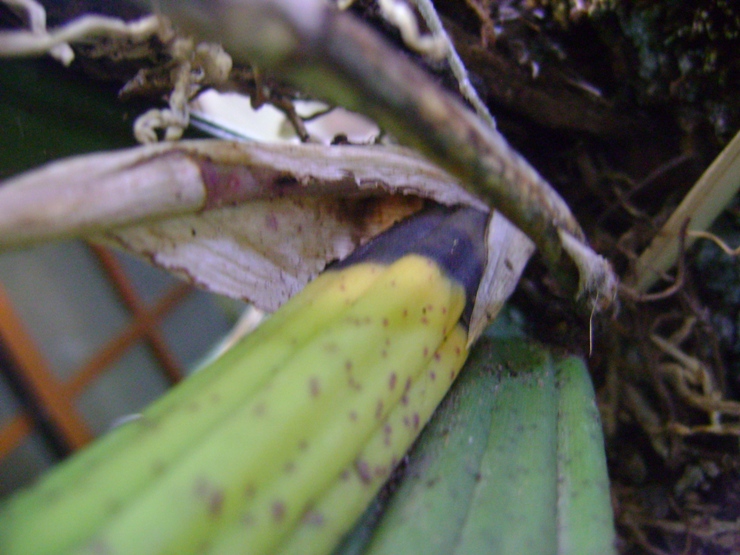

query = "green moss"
[592,0,740,140]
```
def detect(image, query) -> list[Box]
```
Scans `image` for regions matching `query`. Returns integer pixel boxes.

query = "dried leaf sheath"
[0,141,484,249]
[0,140,530,340]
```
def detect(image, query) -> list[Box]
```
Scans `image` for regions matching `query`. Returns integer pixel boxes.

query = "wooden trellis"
[0,244,194,465]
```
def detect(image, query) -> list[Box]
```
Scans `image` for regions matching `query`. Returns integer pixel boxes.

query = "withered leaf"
[0,140,532,341]
[96,194,424,312]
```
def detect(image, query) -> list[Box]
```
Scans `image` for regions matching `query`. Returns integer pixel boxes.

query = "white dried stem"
[378,0,446,58]
[687,230,740,257]
[0,7,162,66]
[3,0,45,31]
[411,0,497,129]
[134,57,193,143]
[632,129,740,293]
[337,0,496,128]
[559,227,618,312]
[2,0,73,63]
[133,41,233,143]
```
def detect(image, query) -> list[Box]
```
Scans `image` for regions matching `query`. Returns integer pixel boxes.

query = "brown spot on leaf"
[309,377,321,397]
[265,213,279,231]
[389,372,397,390]
[272,501,286,522]
[345,361,362,390]
[197,158,261,208]
[356,460,372,485]
[209,492,224,517]
[194,478,224,517]
[244,484,256,498]
[85,539,113,555]
[375,400,384,419]
[302,508,324,526]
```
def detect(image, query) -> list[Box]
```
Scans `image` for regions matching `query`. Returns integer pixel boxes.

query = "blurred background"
[0,239,242,497]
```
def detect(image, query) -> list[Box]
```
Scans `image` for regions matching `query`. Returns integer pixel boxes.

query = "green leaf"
[0,58,143,178]
[555,356,616,555]
[337,337,616,555]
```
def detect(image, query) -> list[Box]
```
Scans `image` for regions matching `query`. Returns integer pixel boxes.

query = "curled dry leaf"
[0,140,531,342]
